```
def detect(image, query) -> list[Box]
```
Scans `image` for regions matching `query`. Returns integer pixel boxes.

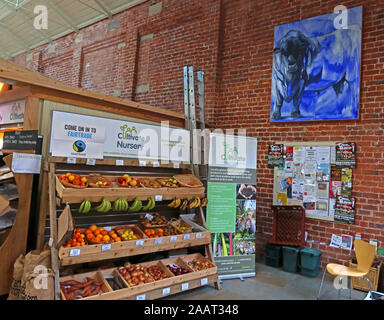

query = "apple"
[117,177,125,184]
[129,180,137,187]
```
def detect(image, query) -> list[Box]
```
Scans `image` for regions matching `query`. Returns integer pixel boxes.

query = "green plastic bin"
[282,246,300,273]
[265,243,282,268]
[299,248,322,278]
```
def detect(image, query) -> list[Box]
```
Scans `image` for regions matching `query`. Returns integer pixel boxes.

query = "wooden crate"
[60,270,113,300]
[58,229,211,266]
[55,175,205,203]
[181,253,218,273]
[349,260,382,292]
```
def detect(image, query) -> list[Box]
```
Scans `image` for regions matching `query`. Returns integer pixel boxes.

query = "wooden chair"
[317,239,376,300]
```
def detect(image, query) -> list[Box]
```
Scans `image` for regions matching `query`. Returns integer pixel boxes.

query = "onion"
[124,262,131,269]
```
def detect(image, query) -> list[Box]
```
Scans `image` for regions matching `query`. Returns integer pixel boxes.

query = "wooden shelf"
[59,230,211,266]
[60,253,218,300]
[55,176,205,204]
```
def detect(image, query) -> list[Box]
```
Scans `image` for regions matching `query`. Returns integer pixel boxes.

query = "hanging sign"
[0,99,25,124]
[51,112,105,159]
[3,130,39,151]
[49,111,190,162]
[207,133,257,279]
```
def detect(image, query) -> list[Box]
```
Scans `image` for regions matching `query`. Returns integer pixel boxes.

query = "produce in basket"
[143,228,164,238]
[117,263,155,287]
[64,228,87,247]
[188,259,215,271]
[60,277,103,300]
[166,264,190,276]
[172,174,203,188]
[140,213,168,227]
[117,174,141,188]
[146,265,170,280]
[87,174,112,188]
[140,178,162,188]
[84,225,121,244]
[156,177,179,188]
[116,228,139,241]
[59,173,88,188]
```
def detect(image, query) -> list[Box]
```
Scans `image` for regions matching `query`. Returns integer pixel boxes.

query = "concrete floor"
[163,262,367,300]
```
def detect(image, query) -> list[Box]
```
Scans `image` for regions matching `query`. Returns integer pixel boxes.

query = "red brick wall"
[13,0,384,267]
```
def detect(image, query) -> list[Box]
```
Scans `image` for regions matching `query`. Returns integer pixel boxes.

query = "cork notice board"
[272,141,355,223]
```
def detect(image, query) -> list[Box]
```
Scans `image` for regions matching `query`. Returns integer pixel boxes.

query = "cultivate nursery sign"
[49,110,190,162]
[206,133,257,279]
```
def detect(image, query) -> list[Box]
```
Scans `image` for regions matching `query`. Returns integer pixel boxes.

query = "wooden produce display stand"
[0,57,219,298]
[48,157,220,300]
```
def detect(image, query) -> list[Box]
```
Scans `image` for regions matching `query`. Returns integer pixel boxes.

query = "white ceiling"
[0,0,148,59]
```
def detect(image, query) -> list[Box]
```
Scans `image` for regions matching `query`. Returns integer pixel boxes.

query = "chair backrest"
[354,239,376,273]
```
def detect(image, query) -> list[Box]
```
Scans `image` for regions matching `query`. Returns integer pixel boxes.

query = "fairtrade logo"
[120,125,137,139]
[73,140,86,152]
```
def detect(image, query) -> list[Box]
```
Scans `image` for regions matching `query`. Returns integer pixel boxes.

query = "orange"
[90,225,97,232]
[102,235,111,242]
[85,229,92,235]
[111,233,118,239]
[101,230,108,236]
[75,228,82,234]
[80,234,85,239]
[99,227,105,232]
[65,172,72,177]
[86,233,94,240]
[93,229,101,236]
[114,237,121,242]
[96,234,103,240]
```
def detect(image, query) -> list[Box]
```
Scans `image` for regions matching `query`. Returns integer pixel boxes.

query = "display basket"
[87,174,112,188]
[139,213,169,228]
[57,175,88,189]
[156,177,180,188]
[169,218,193,234]
[116,176,144,188]
[173,174,203,188]
[269,206,305,246]
[140,178,162,188]
[114,225,146,241]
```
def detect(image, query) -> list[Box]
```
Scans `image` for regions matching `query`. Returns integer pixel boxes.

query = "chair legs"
[317,267,327,300]
[362,276,372,296]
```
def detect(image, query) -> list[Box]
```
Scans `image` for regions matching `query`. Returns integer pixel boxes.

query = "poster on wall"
[268,144,284,167]
[207,133,257,279]
[270,6,362,122]
[336,142,356,168]
[49,111,190,162]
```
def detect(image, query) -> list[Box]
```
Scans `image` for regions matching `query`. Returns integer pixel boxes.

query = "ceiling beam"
[0,22,30,51]
[41,0,79,33]
[0,0,53,44]
[93,0,112,18]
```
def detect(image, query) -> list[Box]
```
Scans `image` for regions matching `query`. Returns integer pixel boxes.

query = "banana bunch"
[168,198,182,209]
[179,199,189,210]
[113,198,129,212]
[188,197,201,209]
[78,199,91,214]
[142,197,156,211]
[96,198,112,213]
[128,197,143,213]
[201,198,208,207]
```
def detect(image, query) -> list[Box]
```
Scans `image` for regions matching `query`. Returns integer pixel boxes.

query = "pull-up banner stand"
[206,133,257,280]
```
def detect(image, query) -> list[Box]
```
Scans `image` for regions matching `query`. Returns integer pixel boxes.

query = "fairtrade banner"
[50,111,190,161]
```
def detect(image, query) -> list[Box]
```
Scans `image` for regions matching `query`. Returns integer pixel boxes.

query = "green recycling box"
[282,246,300,273]
[265,243,282,268]
[299,247,322,278]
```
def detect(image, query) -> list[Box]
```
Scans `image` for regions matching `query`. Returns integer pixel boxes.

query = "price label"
[86,158,96,166]
[152,161,160,167]
[48,237,53,248]
[155,195,163,202]
[102,244,111,252]
[154,238,163,245]
[67,157,76,164]
[136,240,144,246]
[170,236,177,242]
[116,159,124,166]
[201,278,208,286]
[136,294,146,300]
[196,233,202,239]
[162,287,171,296]
[173,162,180,169]
[183,234,190,241]
[69,249,81,257]
[139,160,147,167]
[104,226,112,231]
[145,214,154,221]
[181,282,189,291]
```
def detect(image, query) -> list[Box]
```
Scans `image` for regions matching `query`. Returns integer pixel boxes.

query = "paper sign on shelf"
[12,153,42,174]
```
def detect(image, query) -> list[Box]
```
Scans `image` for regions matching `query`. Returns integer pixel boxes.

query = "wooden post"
[48,162,61,300]
[35,163,49,250]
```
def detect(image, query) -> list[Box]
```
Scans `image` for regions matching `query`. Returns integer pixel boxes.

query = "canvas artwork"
[270,6,362,122]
